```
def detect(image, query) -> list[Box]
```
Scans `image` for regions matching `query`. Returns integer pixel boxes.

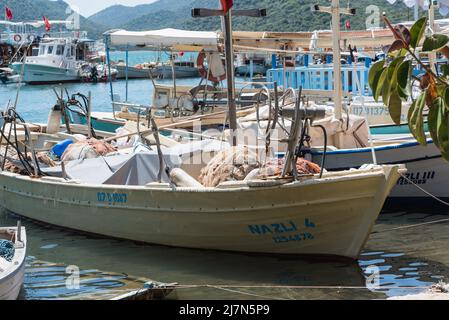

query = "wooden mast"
[220,1,238,146]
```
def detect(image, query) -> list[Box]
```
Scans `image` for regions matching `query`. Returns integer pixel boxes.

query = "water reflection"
[1,209,449,300]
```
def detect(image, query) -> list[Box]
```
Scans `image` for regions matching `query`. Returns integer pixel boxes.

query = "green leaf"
[408,92,427,145]
[422,34,449,52]
[368,60,385,101]
[397,60,412,100]
[437,110,449,162]
[444,88,449,110]
[428,98,443,148]
[388,90,402,125]
[410,17,428,49]
[383,57,405,106]
[382,77,392,107]
[374,69,388,102]
[441,64,449,77]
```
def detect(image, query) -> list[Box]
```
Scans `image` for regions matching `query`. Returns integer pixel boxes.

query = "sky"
[61,0,157,17]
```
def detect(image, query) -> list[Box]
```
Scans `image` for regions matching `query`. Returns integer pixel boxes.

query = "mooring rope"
[206,286,292,300]
[372,173,449,234]
[399,173,449,208]
[172,284,431,291]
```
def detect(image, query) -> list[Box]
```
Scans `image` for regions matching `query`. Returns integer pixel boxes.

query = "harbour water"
[1,208,448,300]
[0,52,449,300]
[0,51,201,122]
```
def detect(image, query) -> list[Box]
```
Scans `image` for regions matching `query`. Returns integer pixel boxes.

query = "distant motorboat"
[235,64,268,76]
[114,61,199,80]
[235,53,270,77]
[80,63,118,83]
[114,61,159,79]
[10,37,97,85]
[156,61,200,79]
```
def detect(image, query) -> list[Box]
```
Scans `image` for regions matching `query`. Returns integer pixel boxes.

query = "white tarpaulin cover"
[107,28,219,49]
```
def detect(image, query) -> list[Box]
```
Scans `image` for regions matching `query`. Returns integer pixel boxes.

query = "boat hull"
[0,227,26,300]
[10,63,80,84]
[0,261,25,300]
[156,65,200,79]
[235,65,267,76]
[115,65,157,79]
[312,140,447,209]
[0,166,401,260]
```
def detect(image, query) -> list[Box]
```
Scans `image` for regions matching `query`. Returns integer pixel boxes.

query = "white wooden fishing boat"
[0,224,26,300]
[0,163,403,260]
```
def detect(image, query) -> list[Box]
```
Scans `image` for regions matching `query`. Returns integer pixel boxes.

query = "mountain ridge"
[88,0,195,28]
[0,0,433,40]
[96,0,429,33]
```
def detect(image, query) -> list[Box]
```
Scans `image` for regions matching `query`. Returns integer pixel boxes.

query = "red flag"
[43,16,51,32]
[345,20,351,30]
[220,0,233,13]
[5,6,13,21]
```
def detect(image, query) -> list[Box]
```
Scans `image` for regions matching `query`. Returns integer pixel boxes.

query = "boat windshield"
[39,46,46,56]
[56,45,65,56]
[47,46,54,55]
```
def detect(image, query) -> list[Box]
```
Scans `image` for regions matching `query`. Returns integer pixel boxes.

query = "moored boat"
[0,223,26,300]
[311,136,446,210]
[0,162,403,260]
[10,37,97,85]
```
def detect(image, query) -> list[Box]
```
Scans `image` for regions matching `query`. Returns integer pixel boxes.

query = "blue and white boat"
[10,37,95,84]
[309,133,446,210]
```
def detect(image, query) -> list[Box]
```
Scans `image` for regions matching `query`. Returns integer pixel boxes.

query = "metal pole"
[171,52,177,99]
[249,58,254,79]
[125,44,129,102]
[428,1,437,73]
[87,91,92,139]
[332,0,342,120]
[414,3,419,21]
[222,7,238,146]
[105,35,115,103]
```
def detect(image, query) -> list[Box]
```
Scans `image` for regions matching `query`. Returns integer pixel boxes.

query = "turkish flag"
[220,0,233,13]
[345,20,351,30]
[5,6,13,21]
[43,16,51,32]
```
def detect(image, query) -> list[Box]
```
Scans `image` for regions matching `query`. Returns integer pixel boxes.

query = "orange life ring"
[197,50,226,83]
[13,34,22,43]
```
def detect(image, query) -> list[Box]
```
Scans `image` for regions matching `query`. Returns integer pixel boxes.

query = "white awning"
[105,28,219,51]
